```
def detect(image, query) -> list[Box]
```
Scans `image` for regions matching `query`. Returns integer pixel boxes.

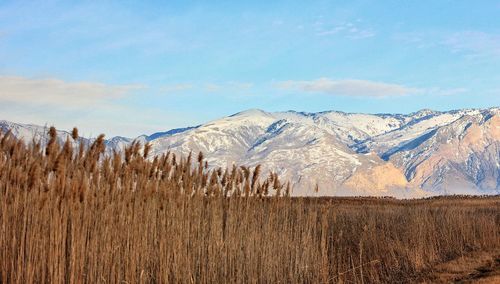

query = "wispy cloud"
[276,78,416,97]
[0,76,144,109]
[156,81,254,97]
[316,21,375,39]
[204,82,253,93]
[395,30,500,58]
[424,87,468,97]
[160,83,193,93]
[0,75,192,137]
[204,83,221,92]
[444,31,500,58]
[392,32,438,49]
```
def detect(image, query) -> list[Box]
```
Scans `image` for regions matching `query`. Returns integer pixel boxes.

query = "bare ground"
[421,250,500,283]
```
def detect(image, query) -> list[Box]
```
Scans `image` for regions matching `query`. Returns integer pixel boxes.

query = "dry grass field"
[1,128,499,283]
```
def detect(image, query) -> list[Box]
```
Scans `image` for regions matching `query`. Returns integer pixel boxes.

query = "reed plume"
[0,126,498,283]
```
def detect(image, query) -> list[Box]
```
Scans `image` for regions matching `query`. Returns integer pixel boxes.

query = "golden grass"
[0,128,499,283]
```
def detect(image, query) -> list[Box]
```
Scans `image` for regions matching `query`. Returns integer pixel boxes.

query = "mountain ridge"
[1,107,499,197]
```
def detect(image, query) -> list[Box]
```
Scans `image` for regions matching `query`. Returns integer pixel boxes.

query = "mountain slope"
[1,107,499,197]
[384,112,500,194]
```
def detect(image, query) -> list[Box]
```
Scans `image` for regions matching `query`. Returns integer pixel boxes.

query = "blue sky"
[0,0,499,136]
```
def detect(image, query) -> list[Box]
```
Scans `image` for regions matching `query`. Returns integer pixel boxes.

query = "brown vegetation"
[422,250,500,283]
[0,128,499,283]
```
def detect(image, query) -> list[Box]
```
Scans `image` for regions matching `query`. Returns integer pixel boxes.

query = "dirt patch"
[422,250,500,283]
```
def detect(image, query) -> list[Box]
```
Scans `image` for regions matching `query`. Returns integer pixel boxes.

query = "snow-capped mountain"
[0,120,81,146]
[1,107,499,197]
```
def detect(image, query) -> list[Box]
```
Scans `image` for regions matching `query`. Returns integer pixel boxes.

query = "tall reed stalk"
[0,128,498,283]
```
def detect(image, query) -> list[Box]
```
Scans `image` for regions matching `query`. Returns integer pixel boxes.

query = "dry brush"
[0,128,499,283]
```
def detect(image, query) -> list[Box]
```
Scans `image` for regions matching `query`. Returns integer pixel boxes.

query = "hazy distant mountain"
[2,107,499,197]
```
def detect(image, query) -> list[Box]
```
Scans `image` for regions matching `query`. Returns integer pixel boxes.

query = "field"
[1,128,499,283]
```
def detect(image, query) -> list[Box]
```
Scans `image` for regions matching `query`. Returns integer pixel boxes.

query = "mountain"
[1,107,499,197]
[363,110,500,195]
[0,120,83,146]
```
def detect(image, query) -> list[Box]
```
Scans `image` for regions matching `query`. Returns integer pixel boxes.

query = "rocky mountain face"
[1,107,499,197]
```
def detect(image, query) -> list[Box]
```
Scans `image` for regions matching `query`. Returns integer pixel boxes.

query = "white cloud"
[227,81,253,90]
[0,76,144,108]
[204,81,253,93]
[424,87,468,97]
[160,83,193,93]
[316,21,375,39]
[396,31,500,58]
[0,76,204,137]
[444,31,500,58]
[276,78,417,97]
[204,83,221,92]
[393,32,438,49]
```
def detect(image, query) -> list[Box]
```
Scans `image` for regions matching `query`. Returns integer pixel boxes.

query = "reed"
[0,128,498,283]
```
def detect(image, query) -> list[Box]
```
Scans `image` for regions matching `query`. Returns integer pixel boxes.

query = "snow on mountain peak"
[1,107,499,197]
[229,108,270,117]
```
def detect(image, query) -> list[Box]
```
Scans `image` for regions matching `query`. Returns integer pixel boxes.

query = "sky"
[0,0,499,137]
